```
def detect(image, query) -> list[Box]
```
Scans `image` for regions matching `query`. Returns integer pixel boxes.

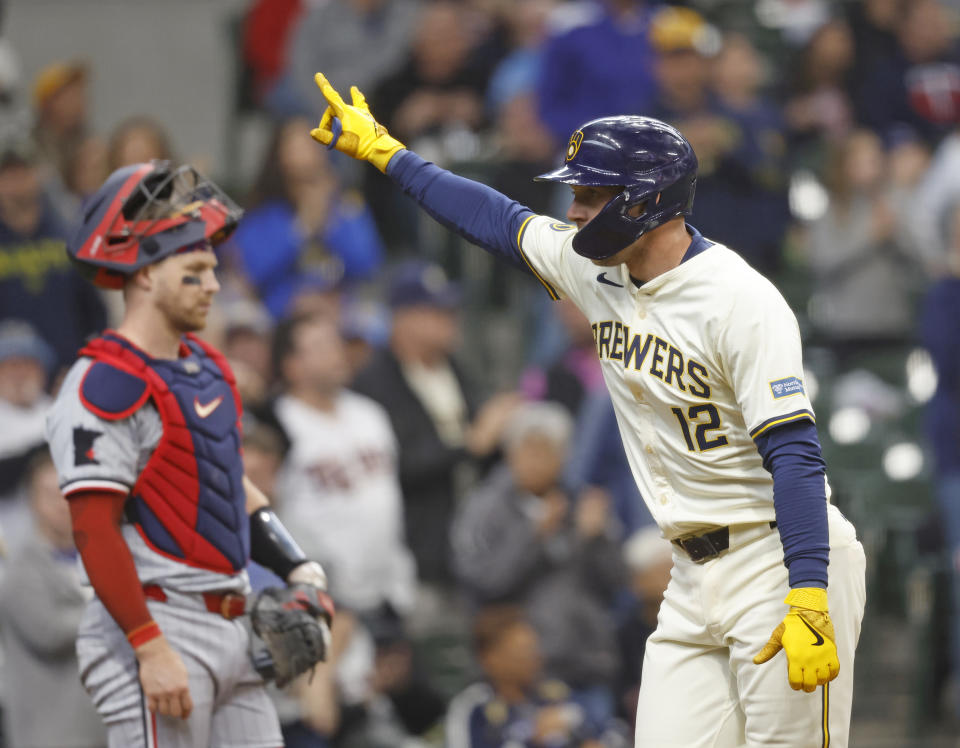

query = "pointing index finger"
[314,73,345,115]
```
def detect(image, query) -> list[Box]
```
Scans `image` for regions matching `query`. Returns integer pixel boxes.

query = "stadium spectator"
[451,402,624,726]
[521,299,603,416]
[802,128,923,351]
[920,200,960,719]
[31,60,88,184]
[485,0,557,215]
[782,17,856,170]
[287,0,421,119]
[564,393,652,536]
[445,605,627,747]
[231,116,384,318]
[0,450,107,748]
[241,0,308,116]
[56,132,108,221]
[371,1,491,146]
[846,0,903,84]
[352,261,519,592]
[332,610,447,746]
[854,0,960,145]
[338,294,390,378]
[0,320,54,555]
[0,135,106,371]
[106,115,174,171]
[218,296,275,408]
[648,8,789,275]
[271,313,417,619]
[614,526,673,725]
[903,123,960,276]
[535,0,657,147]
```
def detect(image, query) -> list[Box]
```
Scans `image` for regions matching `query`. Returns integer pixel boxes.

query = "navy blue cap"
[0,319,55,372]
[388,261,461,309]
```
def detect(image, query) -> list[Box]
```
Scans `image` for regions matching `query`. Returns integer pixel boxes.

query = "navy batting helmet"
[535,116,698,261]
[67,160,242,289]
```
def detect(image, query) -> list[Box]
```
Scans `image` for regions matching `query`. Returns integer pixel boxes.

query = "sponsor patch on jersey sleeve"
[769,376,804,399]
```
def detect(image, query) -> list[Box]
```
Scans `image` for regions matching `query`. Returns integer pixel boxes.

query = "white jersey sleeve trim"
[61,478,131,497]
[516,214,561,300]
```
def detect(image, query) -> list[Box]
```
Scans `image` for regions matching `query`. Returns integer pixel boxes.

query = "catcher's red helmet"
[67,160,243,289]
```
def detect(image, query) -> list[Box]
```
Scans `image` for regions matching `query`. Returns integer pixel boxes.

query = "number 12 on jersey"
[671,404,728,452]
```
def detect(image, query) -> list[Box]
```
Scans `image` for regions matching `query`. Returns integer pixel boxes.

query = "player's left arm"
[244,475,330,593]
[308,73,573,298]
[717,281,836,691]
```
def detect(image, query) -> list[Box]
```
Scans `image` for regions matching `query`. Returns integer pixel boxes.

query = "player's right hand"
[310,73,405,173]
[135,635,194,719]
[752,587,840,693]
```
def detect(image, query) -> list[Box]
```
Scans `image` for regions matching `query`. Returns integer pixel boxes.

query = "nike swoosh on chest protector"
[194,395,224,419]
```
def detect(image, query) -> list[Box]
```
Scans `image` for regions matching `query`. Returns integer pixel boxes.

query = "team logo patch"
[769,376,804,399]
[566,130,584,161]
[549,222,575,232]
[73,426,102,466]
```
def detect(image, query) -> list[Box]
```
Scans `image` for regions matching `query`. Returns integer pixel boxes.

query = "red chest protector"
[79,331,249,573]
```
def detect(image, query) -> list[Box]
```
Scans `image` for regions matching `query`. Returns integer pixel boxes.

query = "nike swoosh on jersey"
[596,272,624,288]
[799,616,825,646]
[194,395,224,419]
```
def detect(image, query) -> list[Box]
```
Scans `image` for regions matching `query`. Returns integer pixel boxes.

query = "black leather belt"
[673,522,777,564]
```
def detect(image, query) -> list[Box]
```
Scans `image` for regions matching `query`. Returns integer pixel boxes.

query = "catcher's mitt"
[250,583,335,687]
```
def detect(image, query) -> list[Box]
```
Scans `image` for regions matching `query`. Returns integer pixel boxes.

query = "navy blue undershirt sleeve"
[386,150,535,272]
[753,419,830,589]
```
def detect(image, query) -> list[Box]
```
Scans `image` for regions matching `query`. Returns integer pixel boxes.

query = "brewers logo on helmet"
[536,116,698,260]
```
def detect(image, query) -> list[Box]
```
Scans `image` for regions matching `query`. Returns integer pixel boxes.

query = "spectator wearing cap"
[0,450,106,748]
[231,116,385,319]
[0,320,55,554]
[351,261,520,597]
[648,7,790,277]
[31,60,89,185]
[339,295,390,377]
[0,137,106,371]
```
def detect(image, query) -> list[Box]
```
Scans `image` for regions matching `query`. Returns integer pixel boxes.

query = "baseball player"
[308,74,867,747]
[44,160,333,748]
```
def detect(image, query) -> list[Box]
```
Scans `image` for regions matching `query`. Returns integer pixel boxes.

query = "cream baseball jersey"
[516,217,816,538]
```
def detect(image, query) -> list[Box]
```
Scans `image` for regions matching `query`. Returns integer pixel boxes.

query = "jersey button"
[645,445,654,454]
[658,494,669,505]
[638,310,647,319]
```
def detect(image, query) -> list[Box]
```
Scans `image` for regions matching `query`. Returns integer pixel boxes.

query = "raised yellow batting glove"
[310,73,405,173]
[752,587,840,693]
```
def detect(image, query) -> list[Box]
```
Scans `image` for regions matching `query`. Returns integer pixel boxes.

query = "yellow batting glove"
[310,73,405,173]
[752,587,840,693]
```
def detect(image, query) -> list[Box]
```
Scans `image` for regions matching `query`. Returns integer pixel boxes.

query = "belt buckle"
[686,535,719,564]
[220,593,246,619]
[675,531,724,564]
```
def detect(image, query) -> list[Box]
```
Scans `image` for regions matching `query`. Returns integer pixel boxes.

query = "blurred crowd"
[1,0,960,745]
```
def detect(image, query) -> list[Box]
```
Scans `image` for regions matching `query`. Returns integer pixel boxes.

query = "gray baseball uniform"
[46,351,283,748]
